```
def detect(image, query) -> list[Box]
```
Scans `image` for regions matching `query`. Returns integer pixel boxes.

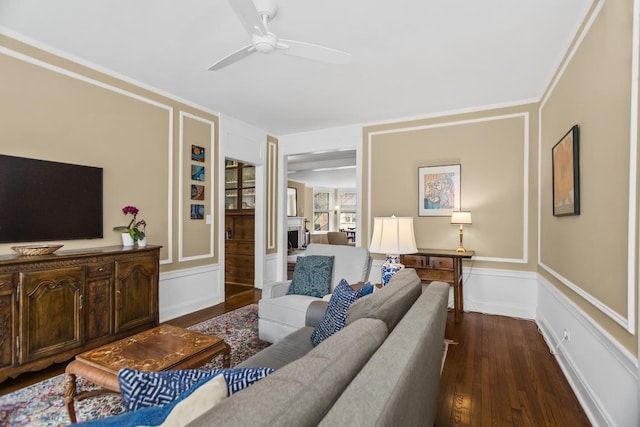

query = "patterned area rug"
[0,304,269,427]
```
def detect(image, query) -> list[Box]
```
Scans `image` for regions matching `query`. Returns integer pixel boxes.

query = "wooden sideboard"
[401,249,474,323]
[0,245,160,382]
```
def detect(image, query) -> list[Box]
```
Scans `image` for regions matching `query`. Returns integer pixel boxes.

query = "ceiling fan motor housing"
[252,32,278,53]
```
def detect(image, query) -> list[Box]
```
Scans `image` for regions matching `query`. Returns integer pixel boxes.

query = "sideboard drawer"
[403,255,426,268]
[428,256,453,270]
[87,262,113,277]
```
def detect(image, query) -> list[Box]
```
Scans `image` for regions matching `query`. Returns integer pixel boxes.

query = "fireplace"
[287,217,306,249]
[287,229,299,249]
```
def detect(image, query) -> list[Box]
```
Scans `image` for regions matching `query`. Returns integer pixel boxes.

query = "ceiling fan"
[208,0,351,71]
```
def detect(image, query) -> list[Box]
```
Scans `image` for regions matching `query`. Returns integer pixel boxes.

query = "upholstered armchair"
[327,231,350,245]
[259,243,372,343]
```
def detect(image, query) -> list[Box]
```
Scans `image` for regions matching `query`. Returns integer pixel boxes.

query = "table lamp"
[369,216,418,285]
[450,211,472,253]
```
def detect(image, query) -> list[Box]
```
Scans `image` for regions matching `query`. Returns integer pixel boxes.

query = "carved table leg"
[64,372,78,424]
[222,342,231,368]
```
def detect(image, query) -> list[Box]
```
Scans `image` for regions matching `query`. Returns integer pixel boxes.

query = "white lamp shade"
[451,211,472,224]
[369,216,418,255]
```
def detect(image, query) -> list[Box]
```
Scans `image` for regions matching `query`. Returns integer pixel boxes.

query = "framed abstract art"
[552,125,580,216]
[418,164,461,216]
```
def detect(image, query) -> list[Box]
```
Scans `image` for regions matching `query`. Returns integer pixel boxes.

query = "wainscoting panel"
[537,277,639,427]
[159,265,222,322]
[369,263,538,320]
[264,253,280,288]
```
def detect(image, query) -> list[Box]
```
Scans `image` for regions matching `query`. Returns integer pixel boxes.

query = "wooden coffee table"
[64,324,230,423]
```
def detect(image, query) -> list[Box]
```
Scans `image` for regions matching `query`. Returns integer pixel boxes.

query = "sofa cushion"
[259,293,321,339]
[186,318,388,427]
[318,281,450,427]
[310,279,373,346]
[287,255,334,298]
[237,326,316,370]
[118,367,275,411]
[346,268,422,332]
[77,374,228,426]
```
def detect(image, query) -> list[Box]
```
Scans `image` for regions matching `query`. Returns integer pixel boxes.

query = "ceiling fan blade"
[228,0,267,36]
[208,45,256,71]
[278,39,352,65]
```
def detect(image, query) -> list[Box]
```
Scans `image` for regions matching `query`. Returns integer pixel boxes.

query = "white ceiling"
[0,0,592,136]
[287,150,356,188]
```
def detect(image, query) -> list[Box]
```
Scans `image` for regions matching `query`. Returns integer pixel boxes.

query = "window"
[338,190,356,230]
[313,190,332,231]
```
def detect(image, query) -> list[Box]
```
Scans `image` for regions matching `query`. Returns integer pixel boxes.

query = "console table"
[401,249,474,323]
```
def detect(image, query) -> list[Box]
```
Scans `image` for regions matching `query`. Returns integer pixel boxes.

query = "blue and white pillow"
[76,373,228,426]
[310,279,374,346]
[118,367,275,412]
[286,255,334,298]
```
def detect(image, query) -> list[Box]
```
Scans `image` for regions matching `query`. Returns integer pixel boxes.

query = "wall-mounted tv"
[0,155,103,243]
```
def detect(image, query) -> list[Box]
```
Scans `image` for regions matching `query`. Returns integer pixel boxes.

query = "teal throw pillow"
[287,255,334,298]
[310,279,374,346]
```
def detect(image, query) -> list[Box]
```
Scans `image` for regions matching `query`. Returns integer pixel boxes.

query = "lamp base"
[456,246,466,253]
[381,255,403,286]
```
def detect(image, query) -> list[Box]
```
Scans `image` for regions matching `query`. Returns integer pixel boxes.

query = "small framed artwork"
[191,165,205,181]
[192,145,205,162]
[552,124,580,216]
[190,204,205,219]
[418,164,461,216]
[191,184,205,200]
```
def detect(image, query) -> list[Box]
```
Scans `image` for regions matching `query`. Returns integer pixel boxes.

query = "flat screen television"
[0,155,103,243]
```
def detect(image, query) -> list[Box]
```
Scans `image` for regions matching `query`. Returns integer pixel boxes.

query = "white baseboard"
[537,276,639,427]
[369,262,538,320]
[159,264,223,322]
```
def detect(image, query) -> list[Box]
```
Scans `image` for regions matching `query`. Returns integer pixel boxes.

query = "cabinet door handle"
[79,294,83,310]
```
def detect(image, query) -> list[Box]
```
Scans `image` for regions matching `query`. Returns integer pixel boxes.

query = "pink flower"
[114,205,146,241]
[122,205,139,216]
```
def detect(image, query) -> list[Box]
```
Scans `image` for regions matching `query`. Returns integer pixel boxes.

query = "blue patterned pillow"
[76,374,228,426]
[287,255,334,298]
[310,279,374,346]
[118,367,275,411]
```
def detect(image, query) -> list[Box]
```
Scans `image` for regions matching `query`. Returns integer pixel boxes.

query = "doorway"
[224,159,256,299]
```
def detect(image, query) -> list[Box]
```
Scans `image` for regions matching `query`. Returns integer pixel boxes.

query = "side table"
[401,249,474,323]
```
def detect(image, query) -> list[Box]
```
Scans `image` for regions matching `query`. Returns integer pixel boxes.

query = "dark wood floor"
[1,289,590,427]
[437,311,591,426]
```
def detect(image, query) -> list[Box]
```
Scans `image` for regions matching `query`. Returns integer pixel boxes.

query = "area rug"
[0,304,269,427]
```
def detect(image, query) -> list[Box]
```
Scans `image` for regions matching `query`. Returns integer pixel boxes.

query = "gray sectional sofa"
[187,268,450,427]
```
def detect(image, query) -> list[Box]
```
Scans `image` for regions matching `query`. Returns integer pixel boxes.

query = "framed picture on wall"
[191,184,205,200]
[552,124,580,216]
[418,164,461,216]
[191,145,205,162]
[190,204,205,219]
[191,165,205,181]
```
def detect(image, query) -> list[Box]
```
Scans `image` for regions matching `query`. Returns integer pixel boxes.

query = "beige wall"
[363,105,538,271]
[266,136,278,255]
[539,0,638,353]
[362,0,638,355]
[286,180,306,218]
[0,35,219,272]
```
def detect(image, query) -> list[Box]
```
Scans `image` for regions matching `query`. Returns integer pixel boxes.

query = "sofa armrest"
[306,301,328,327]
[262,280,292,300]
